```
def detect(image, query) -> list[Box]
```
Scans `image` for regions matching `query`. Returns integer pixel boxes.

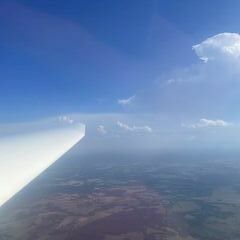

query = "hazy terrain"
[1,140,240,240]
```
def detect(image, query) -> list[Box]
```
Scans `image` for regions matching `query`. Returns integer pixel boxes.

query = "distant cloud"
[58,116,74,124]
[97,125,107,135]
[193,33,240,62]
[190,118,231,128]
[166,78,177,85]
[166,79,175,85]
[117,121,152,133]
[118,95,136,105]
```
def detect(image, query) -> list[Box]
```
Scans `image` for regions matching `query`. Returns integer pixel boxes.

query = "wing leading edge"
[0,123,85,207]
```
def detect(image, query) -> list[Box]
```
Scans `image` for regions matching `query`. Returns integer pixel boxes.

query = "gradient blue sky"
[2,0,240,122]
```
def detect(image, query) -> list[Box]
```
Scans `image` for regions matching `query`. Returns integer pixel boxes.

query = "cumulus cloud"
[193,33,240,62]
[137,32,240,120]
[97,125,107,135]
[118,95,136,105]
[190,118,231,128]
[117,121,152,133]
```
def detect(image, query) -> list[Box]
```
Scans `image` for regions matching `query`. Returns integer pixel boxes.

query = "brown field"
[0,184,178,240]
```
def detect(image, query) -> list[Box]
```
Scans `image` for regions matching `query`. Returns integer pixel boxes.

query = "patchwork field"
[1,151,240,239]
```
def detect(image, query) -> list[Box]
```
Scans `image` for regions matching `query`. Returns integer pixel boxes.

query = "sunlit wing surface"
[0,122,85,207]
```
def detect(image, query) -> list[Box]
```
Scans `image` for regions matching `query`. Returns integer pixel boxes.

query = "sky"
[1,0,240,150]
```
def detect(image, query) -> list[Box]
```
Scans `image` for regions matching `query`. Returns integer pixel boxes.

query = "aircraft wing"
[0,122,85,207]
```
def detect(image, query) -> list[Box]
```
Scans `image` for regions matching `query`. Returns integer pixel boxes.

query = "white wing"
[0,122,85,207]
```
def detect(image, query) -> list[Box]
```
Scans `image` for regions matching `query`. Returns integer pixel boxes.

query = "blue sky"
[2,0,240,122]
[2,0,240,153]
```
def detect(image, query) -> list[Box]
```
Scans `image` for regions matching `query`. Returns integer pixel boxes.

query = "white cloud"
[117,121,133,131]
[138,32,240,119]
[193,33,240,62]
[117,121,152,133]
[118,95,136,105]
[97,125,107,135]
[190,118,231,128]
[166,78,177,85]
[58,115,74,124]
